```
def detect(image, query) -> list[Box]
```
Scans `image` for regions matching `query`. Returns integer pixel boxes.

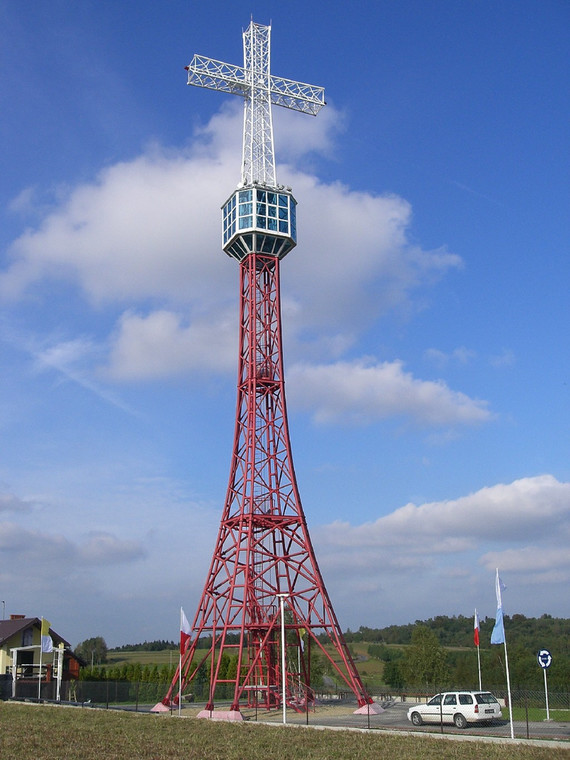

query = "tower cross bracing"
[161,20,376,720]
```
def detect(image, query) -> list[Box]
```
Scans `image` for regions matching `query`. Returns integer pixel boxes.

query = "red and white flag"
[180,608,191,655]
[474,609,480,647]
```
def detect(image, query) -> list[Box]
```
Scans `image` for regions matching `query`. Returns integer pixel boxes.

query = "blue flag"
[490,568,506,645]
[491,606,505,644]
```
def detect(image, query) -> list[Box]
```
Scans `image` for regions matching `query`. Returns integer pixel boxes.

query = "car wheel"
[410,711,423,726]
[453,713,467,729]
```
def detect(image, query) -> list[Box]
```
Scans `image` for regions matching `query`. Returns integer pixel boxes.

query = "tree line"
[111,639,176,653]
[74,614,569,694]
[343,613,569,653]
[365,625,570,692]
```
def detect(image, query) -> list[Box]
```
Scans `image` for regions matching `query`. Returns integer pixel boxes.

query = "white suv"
[407,691,502,729]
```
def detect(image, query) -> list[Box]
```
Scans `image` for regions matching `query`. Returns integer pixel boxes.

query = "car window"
[459,694,473,705]
[443,694,457,705]
[427,694,442,706]
[475,692,498,704]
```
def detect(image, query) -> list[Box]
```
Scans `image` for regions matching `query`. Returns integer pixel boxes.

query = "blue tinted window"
[261,236,275,253]
[239,216,252,229]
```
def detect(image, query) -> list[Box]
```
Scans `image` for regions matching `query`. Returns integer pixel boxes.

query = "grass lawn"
[1,703,567,760]
[511,707,569,723]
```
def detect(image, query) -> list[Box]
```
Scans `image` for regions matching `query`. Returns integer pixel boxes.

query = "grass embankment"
[1,703,567,760]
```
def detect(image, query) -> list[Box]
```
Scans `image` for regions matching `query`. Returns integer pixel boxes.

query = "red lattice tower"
[160,21,376,719]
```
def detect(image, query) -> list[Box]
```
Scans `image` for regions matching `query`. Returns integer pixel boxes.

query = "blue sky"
[1,0,568,648]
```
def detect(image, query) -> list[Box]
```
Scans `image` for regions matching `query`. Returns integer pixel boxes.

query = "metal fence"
[8,679,569,712]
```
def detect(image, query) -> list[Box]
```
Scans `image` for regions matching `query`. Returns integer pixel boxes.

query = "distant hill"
[112,639,176,652]
[111,615,569,655]
[342,614,569,653]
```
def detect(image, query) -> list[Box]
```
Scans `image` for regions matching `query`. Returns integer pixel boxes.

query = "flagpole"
[474,609,482,691]
[503,635,514,739]
[496,569,514,740]
[178,607,183,717]
[476,640,482,691]
[38,618,43,700]
[491,569,514,740]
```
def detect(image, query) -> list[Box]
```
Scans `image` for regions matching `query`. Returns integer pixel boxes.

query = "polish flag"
[474,609,480,647]
[180,608,191,655]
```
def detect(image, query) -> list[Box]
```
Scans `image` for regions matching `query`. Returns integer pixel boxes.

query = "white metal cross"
[186,21,325,188]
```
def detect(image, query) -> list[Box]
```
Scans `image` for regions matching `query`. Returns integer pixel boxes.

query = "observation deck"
[222,184,297,261]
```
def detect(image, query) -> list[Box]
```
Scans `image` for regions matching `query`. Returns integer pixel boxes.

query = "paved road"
[242,700,570,743]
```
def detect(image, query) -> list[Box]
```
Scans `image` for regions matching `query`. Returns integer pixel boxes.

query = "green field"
[106,642,391,676]
[1,703,567,760]
[107,649,179,667]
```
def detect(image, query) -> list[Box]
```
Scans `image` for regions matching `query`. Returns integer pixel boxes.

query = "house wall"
[0,624,41,673]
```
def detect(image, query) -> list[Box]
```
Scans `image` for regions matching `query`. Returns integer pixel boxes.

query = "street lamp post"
[277,594,288,725]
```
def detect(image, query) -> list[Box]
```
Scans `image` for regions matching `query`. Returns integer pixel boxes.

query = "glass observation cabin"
[222,185,297,261]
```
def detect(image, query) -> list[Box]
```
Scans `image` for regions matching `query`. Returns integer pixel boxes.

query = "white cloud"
[79,531,146,565]
[287,358,491,426]
[1,148,233,305]
[319,475,569,547]
[424,346,477,367]
[11,329,135,413]
[104,308,237,380]
[312,475,570,625]
[480,546,570,573]
[0,102,489,440]
[2,105,462,376]
[489,348,516,368]
[0,522,146,568]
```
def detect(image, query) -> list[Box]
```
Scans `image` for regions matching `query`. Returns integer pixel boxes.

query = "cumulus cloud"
[480,546,570,574]
[1,102,484,427]
[1,148,232,305]
[105,308,237,380]
[3,107,454,343]
[319,475,569,548]
[287,358,491,426]
[312,475,570,623]
[0,522,146,568]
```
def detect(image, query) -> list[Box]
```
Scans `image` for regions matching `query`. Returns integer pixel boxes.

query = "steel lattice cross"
[185,21,325,187]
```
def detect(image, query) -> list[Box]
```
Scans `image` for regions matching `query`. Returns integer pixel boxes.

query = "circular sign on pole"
[537,649,552,669]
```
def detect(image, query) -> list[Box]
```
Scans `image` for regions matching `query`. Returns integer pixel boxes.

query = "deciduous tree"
[402,624,449,691]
